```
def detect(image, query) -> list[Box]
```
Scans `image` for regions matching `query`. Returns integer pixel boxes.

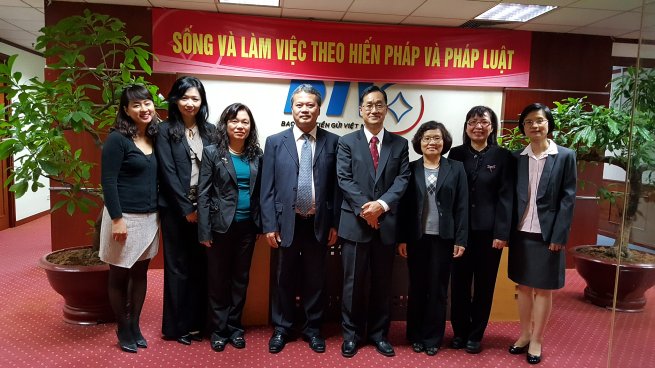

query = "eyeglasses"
[362,103,387,112]
[421,136,443,143]
[522,118,548,127]
[466,120,491,127]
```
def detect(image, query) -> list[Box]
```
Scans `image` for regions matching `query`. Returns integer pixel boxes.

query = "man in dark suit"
[336,85,410,358]
[260,84,340,354]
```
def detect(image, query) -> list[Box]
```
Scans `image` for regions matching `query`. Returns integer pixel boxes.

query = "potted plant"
[0,10,163,324]
[502,67,655,311]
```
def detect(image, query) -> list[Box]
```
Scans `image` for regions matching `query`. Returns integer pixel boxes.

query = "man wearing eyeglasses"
[336,85,410,358]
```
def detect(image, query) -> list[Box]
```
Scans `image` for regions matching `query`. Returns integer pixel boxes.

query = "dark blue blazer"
[197,145,262,242]
[513,145,577,245]
[260,127,340,248]
[156,121,215,217]
[336,128,410,246]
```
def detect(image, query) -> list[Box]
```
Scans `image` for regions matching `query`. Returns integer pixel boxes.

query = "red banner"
[152,9,531,87]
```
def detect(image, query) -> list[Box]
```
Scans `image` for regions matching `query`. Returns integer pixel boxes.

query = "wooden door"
[0,53,14,230]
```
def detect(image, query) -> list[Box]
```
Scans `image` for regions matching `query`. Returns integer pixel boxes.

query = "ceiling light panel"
[475,3,557,22]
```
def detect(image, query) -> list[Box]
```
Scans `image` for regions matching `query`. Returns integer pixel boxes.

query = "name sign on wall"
[152,9,532,87]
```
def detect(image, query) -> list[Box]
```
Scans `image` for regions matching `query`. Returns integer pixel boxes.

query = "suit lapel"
[537,154,556,199]
[375,130,392,182]
[222,153,237,185]
[433,156,450,193]
[517,154,529,203]
[314,129,326,166]
[249,158,258,195]
[355,129,377,180]
[282,129,300,167]
[181,135,192,159]
[415,158,427,202]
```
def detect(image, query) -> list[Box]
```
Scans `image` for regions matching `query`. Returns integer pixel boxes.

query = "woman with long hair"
[156,76,214,345]
[197,103,263,352]
[100,85,159,353]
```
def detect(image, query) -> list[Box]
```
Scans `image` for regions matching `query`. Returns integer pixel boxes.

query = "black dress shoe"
[411,342,425,353]
[341,340,358,358]
[189,332,203,342]
[374,340,395,357]
[268,332,287,353]
[425,346,439,356]
[211,333,229,352]
[230,335,246,349]
[509,344,529,354]
[527,353,542,364]
[307,336,326,353]
[177,334,192,345]
[450,337,465,349]
[465,340,482,354]
[116,329,138,353]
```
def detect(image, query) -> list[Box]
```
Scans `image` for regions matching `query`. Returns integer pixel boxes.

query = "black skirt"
[508,231,565,290]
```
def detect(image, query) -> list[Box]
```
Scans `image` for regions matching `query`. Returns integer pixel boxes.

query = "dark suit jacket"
[336,128,410,246]
[260,127,341,248]
[156,121,215,217]
[449,144,514,241]
[513,145,577,245]
[197,145,262,242]
[399,157,469,246]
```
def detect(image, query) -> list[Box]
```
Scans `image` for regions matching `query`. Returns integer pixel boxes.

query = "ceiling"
[1,0,654,53]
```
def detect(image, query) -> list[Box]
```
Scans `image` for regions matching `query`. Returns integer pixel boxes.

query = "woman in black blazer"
[507,103,576,365]
[197,103,263,352]
[398,121,468,356]
[156,76,214,344]
[448,106,514,354]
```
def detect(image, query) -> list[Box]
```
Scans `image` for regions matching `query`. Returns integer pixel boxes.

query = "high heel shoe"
[131,322,147,348]
[116,328,138,353]
[508,344,528,354]
[527,352,542,364]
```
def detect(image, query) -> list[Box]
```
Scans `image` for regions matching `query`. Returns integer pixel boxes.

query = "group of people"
[99,78,576,365]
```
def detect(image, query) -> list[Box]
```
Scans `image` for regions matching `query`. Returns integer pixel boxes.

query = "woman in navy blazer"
[398,121,468,356]
[156,76,214,344]
[507,103,576,365]
[197,103,263,352]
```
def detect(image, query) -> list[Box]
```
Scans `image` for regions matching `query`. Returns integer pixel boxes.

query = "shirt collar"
[293,125,317,142]
[363,127,384,144]
[520,139,559,158]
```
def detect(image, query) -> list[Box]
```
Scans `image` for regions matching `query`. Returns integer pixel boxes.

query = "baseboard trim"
[15,210,49,227]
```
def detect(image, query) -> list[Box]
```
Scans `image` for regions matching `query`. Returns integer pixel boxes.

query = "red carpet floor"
[1,215,654,367]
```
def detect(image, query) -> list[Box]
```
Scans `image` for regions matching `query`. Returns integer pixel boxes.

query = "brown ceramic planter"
[572,245,655,312]
[38,246,114,324]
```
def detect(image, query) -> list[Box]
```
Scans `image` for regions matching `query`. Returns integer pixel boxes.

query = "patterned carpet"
[0,215,653,367]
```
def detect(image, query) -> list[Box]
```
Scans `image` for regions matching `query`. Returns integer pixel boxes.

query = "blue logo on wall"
[284,80,423,129]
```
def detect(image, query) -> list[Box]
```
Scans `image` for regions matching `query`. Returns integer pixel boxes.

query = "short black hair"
[411,120,453,155]
[463,105,499,146]
[359,85,387,105]
[518,103,555,135]
[290,83,323,107]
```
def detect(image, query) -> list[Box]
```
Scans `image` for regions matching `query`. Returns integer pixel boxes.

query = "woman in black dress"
[448,106,513,354]
[508,103,576,365]
[156,76,214,345]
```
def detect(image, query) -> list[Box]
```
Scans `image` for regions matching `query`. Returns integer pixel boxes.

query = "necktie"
[370,136,379,171]
[296,134,313,215]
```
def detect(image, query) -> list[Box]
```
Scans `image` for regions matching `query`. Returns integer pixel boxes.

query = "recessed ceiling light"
[475,3,556,22]
[219,0,279,6]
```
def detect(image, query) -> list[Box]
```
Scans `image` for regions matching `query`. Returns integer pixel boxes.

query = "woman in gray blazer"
[197,103,263,353]
[398,121,468,356]
[507,103,576,365]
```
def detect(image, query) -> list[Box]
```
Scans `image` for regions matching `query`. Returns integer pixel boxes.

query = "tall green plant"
[0,10,164,217]
[501,67,655,259]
